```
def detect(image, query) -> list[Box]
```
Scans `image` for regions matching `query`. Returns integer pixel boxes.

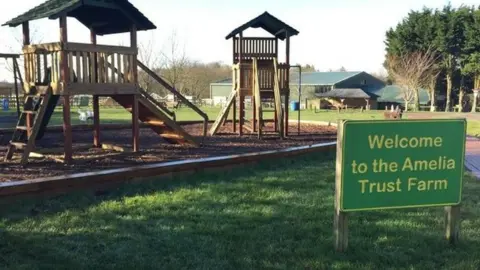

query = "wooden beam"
[93,95,100,147]
[64,42,136,55]
[130,25,138,84]
[238,32,244,136]
[22,22,30,84]
[12,59,21,117]
[62,82,138,95]
[91,29,100,148]
[60,16,72,164]
[132,94,139,152]
[22,22,30,46]
[285,31,290,137]
[0,53,20,58]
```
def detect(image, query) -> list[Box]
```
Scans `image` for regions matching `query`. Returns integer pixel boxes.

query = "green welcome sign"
[337,119,466,212]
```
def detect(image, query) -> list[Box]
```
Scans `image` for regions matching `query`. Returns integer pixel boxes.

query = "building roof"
[290,71,362,85]
[2,0,156,35]
[372,85,430,104]
[211,71,364,86]
[213,78,233,84]
[225,11,299,40]
[315,88,379,99]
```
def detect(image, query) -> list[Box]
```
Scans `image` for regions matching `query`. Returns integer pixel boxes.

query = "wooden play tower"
[210,12,299,138]
[2,0,207,166]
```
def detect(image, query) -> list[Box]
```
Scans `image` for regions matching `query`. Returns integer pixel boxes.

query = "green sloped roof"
[211,71,363,86]
[225,11,299,40]
[372,85,430,104]
[213,78,232,84]
[290,71,362,85]
[2,0,156,35]
[315,88,379,99]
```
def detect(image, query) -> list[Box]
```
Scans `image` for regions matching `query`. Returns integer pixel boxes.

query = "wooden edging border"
[0,142,337,200]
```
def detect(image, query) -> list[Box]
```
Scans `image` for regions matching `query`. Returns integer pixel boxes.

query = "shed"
[315,88,379,109]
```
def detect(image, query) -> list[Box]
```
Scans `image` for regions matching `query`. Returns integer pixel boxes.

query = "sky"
[0,0,478,82]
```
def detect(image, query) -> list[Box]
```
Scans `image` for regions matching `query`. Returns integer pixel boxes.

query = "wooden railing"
[237,62,289,91]
[233,37,277,62]
[23,42,61,85]
[22,42,137,86]
[137,60,209,143]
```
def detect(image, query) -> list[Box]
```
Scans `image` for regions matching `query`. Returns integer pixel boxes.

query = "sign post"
[334,119,466,251]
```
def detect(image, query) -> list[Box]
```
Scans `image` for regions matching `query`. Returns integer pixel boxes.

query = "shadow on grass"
[0,151,479,269]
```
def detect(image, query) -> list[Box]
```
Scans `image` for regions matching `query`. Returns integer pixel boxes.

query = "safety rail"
[22,42,137,94]
[137,60,209,143]
[138,87,176,122]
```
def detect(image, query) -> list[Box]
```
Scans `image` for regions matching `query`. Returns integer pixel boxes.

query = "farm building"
[210,71,386,108]
[210,71,432,110]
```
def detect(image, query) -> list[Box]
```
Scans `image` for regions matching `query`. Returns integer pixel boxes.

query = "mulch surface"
[0,122,337,182]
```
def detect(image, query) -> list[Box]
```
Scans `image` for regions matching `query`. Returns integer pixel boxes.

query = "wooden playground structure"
[209,12,299,138]
[1,0,208,166]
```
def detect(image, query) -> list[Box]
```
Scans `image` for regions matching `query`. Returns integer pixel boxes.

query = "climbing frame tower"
[209,12,299,138]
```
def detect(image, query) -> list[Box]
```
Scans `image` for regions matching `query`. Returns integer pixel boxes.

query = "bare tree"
[386,48,439,111]
[2,26,44,79]
[159,30,190,100]
[137,32,162,94]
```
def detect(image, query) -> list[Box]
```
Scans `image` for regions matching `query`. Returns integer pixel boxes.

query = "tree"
[371,69,390,83]
[384,4,480,111]
[422,66,442,112]
[386,48,439,111]
[2,26,44,81]
[137,32,163,94]
[462,6,480,90]
[434,4,469,111]
[159,30,190,100]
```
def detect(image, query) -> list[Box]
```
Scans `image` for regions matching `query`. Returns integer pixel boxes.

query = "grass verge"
[0,151,479,269]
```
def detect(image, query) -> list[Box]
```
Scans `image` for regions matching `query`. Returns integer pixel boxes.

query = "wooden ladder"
[4,88,53,166]
[209,90,237,135]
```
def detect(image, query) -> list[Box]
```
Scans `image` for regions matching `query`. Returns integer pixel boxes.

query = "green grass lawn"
[0,152,479,269]
[2,106,480,136]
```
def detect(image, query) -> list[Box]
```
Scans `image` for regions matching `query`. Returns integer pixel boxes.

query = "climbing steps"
[4,87,54,165]
[209,57,284,138]
[209,90,237,135]
[111,92,199,146]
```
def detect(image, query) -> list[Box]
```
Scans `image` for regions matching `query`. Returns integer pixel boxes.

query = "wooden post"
[93,95,100,147]
[130,25,138,84]
[91,29,100,147]
[334,120,348,251]
[22,22,32,132]
[274,100,278,132]
[285,31,290,137]
[445,205,460,245]
[132,94,139,152]
[59,15,72,164]
[232,96,237,133]
[253,96,256,132]
[22,22,30,84]
[238,32,244,136]
[12,59,21,117]
[130,25,139,152]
